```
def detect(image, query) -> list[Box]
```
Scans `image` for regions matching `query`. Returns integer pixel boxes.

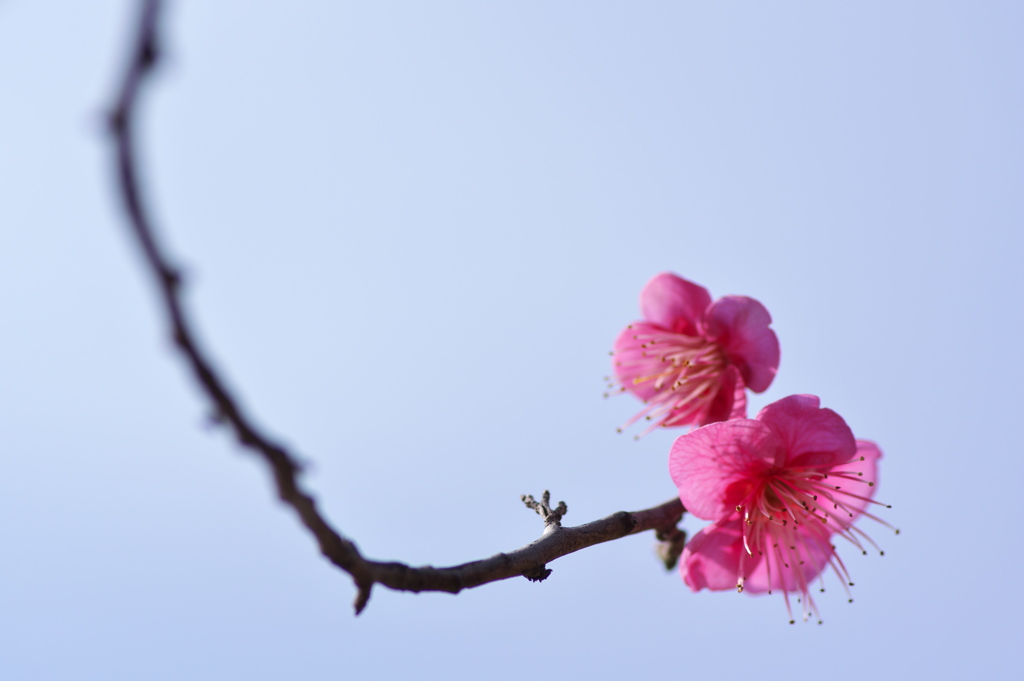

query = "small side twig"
[521,490,568,528]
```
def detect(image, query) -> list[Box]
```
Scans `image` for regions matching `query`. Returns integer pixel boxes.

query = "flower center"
[611,326,729,435]
[733,457,896,624]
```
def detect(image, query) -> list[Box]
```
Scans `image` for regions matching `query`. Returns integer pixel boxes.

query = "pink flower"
[610,273,780,435]
[669,394,893,623]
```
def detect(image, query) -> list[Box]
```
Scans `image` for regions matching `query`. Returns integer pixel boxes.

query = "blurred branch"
[106,0,686,615]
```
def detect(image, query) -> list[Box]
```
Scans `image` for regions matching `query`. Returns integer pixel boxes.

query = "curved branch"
[106,0,686,615]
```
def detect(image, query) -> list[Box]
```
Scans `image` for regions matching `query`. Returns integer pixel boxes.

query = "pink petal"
[852,439,883,488]
[699,364,747,426]
[680,518,759,592]
[638,273,712,337]
[755,395,856,469]
[826,439,882,520]
[611,323,665,402]
[744,525,833,594]
[702,295,780,393]
[669,419,780,520]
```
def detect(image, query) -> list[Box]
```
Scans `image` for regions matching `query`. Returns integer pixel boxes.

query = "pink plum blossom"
[610,272,779,435]
[669,394,894,623]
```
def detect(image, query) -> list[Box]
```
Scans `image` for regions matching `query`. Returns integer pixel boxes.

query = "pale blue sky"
[2,2,1022,679]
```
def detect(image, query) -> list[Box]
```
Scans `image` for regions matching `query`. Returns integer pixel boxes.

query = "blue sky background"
[2,1,1021,679]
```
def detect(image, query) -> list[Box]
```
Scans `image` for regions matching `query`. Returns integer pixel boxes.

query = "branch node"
[140,36,159,69]
[521,490,567,527]
[522,565,553,582]
[161,266,182,289]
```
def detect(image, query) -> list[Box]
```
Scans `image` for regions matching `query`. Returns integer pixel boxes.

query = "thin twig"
[106,0,686,615]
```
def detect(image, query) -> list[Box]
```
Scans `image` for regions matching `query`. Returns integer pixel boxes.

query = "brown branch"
[106,0,686,615]
[363,496,686,596]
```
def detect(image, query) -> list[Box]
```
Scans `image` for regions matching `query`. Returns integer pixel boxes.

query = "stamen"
[610,329,730,436]
[731,451,896,622]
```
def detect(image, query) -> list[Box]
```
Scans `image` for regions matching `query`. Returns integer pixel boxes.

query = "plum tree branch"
[106,0,686,615]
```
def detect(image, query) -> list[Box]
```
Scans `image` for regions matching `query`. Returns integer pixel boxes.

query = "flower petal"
[638,273,711,336]
[611,322,666,402]
[669,419,780,520]
[755,395,856,469]
[700,364,747,426]
[702,295,780,393]
[680,518,759,592]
